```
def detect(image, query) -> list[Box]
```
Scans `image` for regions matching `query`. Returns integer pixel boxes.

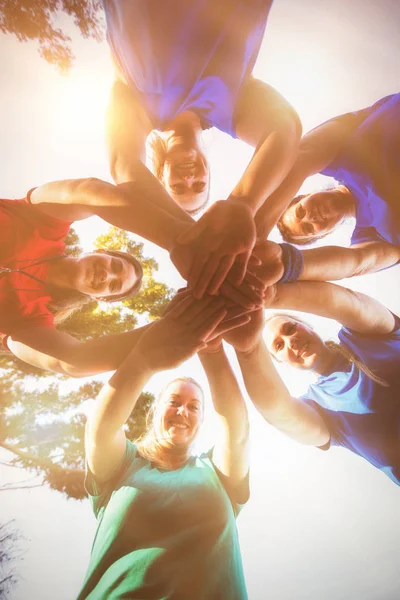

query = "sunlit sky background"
[1,1,400,599]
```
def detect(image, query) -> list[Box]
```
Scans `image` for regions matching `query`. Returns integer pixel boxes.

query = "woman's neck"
[315,345,350,377]
[163,111,204,150]
[46,256,76,290]
[337,185,356,218]
[143,438,191,471]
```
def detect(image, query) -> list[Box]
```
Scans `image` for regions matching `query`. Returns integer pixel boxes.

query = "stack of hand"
[161,201,292,364]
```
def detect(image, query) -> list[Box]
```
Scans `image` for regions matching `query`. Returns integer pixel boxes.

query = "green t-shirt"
[77,441,248,600]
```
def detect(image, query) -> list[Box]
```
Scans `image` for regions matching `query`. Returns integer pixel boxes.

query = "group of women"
[2,0,399,598]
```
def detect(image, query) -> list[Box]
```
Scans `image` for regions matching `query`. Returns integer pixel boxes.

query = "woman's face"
[156,380,204,448]
[282,190,347,242]
[161,148,210,212]
[72,252,139,299]
[265,316,329,372]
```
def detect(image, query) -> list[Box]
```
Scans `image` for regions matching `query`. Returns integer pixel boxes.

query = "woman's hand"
[249,240,285,286]
[164,289,252,340]
[170,242,265,309]
[223,307,265,355]
[135,293,250,372]
[197,336,223,356]
[175,201,257,296]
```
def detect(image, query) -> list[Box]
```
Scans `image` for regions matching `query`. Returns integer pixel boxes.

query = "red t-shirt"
[0,191,72,348]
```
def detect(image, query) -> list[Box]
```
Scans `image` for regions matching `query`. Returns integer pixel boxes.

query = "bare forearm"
[92,353,154,436]
[31,176,190,252]
[255,116,359,237]
[300,243,400,281]
[236,340,328,445]
[86,174,191,251]
[266,281,395,334]
[9,325,152,378]
[231,117,301,217]
[254,161,309,237]
[115,159,194,228]
[72,326,153,375]
[199,350,248,443]
[236,340,289,422]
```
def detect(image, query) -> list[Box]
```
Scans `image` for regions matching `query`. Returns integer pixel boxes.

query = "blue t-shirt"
[321,93,400,246]
[102,0,272,137]
[300,316,400,485]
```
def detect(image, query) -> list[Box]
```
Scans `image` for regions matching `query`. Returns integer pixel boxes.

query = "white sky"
[1,1,400,599]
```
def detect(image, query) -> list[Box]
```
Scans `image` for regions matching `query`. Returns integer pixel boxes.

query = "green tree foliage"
[0,0,104,72]
[0,375,155,499]
[0,226,173,498]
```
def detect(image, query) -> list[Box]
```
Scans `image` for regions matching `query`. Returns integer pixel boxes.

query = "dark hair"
[50,249,143,326]
[147,131,211,217]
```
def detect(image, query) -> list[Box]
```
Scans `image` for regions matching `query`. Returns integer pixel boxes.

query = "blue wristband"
[278,243,304,283]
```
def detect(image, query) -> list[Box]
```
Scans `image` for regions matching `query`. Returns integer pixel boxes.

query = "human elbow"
[279,106,302,143]
[75,177,109,198]
[57,354,99,378]
[110,155,143,185]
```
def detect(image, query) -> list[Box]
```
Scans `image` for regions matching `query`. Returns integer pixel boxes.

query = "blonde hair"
[276,187,342,246]
[136,377,204,469]
[265,313,389,387]
[147,131,168,181]
[147,131,211,216]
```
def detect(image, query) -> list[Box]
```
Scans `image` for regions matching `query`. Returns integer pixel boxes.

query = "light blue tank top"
[102,0,273,137]
[300,317,400,485]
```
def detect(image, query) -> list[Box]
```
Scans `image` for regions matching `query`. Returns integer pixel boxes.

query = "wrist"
[226,194,257,217]
[199,345,225,361]
[235,338,262,359]
[278,243,304,283]
[162,218,190,252]
[113,346,156,382]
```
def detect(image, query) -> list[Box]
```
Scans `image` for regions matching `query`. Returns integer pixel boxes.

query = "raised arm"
[7,325,150,377]
[176,80,301,294]
[236,338,329,446]
[250,239,400,284]
[28,74,193,252]
[199,345,249,499]
[106,79,195,225]
[233,78,302,215]
[85,294,240,483]
[266,280,395,335]
[30,177,187,253]
[220,307,328,446]
[255,110,366,238]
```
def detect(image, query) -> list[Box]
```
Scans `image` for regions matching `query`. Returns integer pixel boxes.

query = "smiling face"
[264,315,331,372]
[281,189,349,242]
[155,380,204,449]
[161,148,210,212]
[72,251,139,299]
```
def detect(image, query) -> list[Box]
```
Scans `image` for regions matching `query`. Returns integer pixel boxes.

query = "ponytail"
[325,340,389,387]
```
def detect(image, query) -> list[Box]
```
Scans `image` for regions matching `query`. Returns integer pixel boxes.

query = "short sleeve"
[207,448,250,516]
[298,397,338,450]
[0,290,54,351]
[339,313,400,343]
[350,226,383,245]
[85,440,137,518]
[26,189,72,240]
